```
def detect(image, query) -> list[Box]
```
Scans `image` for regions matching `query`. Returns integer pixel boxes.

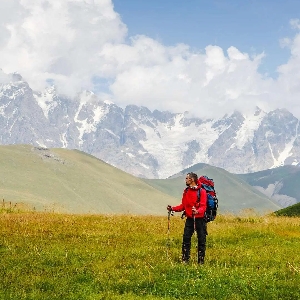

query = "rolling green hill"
[143,163,281,215]
[274,202,300,217]
[1,145,284,216]
[0,144,178,215]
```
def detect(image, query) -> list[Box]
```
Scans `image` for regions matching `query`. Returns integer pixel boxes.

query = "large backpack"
[197,176,218,222]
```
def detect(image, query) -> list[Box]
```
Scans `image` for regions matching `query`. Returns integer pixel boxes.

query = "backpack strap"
[183,187,189,195]
[196,188,201,206]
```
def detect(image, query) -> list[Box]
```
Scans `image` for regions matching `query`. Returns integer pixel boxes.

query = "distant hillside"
[0,145,178,215]
[143,163,281,215]
[273,202,300,217]
[237,166,300,207]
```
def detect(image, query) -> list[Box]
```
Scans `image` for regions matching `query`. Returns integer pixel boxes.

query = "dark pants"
[182,217,207,263]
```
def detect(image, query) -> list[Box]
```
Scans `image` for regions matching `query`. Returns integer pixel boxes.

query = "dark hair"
[187,172,198,183]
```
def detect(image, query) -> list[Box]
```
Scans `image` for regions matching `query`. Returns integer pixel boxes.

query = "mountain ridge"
[1,71,300,179]
[237,165,300,207]
[143,163,281,215]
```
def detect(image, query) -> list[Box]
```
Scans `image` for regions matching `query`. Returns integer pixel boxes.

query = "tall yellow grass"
[0,212,299,299]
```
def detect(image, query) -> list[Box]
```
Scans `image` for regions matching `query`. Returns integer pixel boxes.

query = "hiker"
[167,172,207,264]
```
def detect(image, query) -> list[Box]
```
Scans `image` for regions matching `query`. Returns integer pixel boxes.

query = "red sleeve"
[197,188,207,217]
[172,190,185,212]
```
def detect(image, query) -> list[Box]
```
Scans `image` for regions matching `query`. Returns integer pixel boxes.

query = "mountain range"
[1,71,300,181]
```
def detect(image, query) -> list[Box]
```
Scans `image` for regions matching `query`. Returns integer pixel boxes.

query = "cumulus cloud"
[106,41,272,118]
[0,0,127,95]
[0,69,13,84]
[1,1,300,119]
[275,19,300,116]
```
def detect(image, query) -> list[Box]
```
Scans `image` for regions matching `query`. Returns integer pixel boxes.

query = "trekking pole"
[192,208,197,263]
[192,206,197,232]
[166,209,174,262]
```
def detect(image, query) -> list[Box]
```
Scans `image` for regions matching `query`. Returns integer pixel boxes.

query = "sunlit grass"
[0,212,299,299]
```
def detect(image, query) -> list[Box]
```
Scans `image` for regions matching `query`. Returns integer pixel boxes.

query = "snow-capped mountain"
[1,73,300,178]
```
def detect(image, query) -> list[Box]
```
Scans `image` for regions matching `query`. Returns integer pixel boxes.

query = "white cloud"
[1,1,300,119]
[275,20,300,117]
[0,0,127,95]
[108,41,272,118]
[0,69,13,84]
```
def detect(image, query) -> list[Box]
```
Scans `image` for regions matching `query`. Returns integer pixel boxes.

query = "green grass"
[0,212,299,299]
[274,202,300,217]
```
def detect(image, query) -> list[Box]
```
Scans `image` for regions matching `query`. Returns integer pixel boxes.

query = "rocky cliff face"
[1,73,300,178]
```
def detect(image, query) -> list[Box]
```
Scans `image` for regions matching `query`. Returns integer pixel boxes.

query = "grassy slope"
[143,163,281,215]
[274,202,300,217]
[0,212,299,300]
[237,165,300,202]
[0,145,178,215]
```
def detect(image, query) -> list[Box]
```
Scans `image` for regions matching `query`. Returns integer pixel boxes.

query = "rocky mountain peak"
[1,72,300,178]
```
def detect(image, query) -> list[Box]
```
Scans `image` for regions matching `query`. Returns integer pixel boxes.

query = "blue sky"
[113,0,299,76]
[1,0,300,118]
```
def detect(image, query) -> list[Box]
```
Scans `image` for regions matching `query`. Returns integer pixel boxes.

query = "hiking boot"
[182,245,190,263]
[198,251,205,264]
[198,256,205,264]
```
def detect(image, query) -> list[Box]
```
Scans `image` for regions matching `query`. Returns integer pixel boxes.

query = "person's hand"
[192,206,198,214]
[167,205,172,211]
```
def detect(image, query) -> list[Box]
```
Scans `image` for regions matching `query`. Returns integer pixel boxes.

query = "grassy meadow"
[0,210,299,300]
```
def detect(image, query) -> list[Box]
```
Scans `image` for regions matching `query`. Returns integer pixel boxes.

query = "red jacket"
[172,186,207,218]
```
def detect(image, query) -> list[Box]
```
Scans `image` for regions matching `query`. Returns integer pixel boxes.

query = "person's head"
[185,172,198,187]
